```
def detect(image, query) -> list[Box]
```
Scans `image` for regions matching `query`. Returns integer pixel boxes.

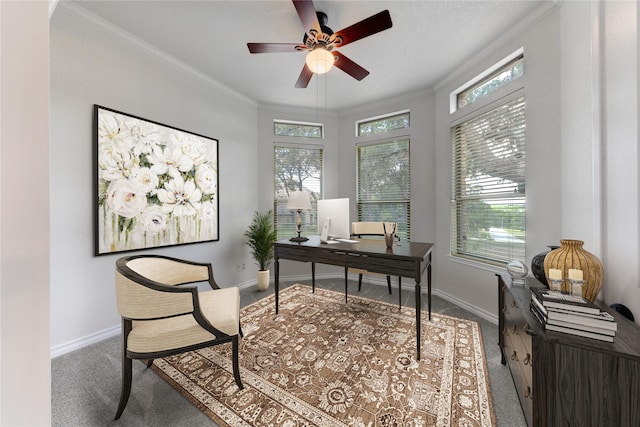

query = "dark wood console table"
[498,274,640,426]
[274,236,433,359]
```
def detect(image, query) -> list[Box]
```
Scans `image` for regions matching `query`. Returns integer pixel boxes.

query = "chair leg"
[114,354,132,420]
[398,277,402,308]
[231,335,244,390]
[386,275,392,294]
[358,274,363,292]
[146,359,154,368]
[115,319,132,420]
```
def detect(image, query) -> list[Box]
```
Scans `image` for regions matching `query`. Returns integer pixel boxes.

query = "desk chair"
[347,221,398,296]
[114,255,243,420]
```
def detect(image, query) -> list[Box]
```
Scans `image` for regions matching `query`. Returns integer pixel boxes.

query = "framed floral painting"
[94,105,219,255]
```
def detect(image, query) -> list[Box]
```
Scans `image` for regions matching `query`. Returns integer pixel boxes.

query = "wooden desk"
[274,236,433,360]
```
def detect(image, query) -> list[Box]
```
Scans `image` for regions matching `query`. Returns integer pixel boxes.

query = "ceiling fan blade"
[332,52,370,81]
[295,64,314,88]
[293,0,320,33]
[247,43,302,53]
[333,10,392,47]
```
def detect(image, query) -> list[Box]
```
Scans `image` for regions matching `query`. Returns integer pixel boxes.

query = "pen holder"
[384,233,394,248]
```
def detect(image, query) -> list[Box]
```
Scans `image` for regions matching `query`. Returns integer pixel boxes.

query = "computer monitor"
[317,198,351,240]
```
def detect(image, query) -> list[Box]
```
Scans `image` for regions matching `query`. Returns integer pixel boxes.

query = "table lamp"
[287,190,311,242]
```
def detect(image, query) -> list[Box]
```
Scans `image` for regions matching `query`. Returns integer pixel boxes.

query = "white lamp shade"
[287,190,312,210]
[305,48,335,74]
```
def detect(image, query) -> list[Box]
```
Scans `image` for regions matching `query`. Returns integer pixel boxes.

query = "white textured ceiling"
[69,0,548,111]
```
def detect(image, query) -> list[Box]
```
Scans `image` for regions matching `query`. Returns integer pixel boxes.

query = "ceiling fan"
[247,0,392,88]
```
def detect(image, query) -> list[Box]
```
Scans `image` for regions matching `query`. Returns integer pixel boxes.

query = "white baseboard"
[50,324,121,359]
[50,273,497,358]
[432,288,498,325]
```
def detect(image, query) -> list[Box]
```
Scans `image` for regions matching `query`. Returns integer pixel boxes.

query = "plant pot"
[257,270,270,291]
[543,239,604,302]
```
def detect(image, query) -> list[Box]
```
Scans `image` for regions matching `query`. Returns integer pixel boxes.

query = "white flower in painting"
[195,164,216,194]
[171,133,208,166]
[106,179,147,218]
[130,167,159,194]
[140,205,168,234]
[157,175,202,216]
[147,145,194,178]
[128,120,161,156]
[98,112,129,149]
[98,143,135,181]
[200,201,216,221]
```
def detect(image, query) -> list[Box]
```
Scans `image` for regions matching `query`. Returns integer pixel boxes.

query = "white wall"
[432,6,563,319]
[48,0,640,362]
[601,0,640,318]
[336,88,437,244]
[257,102,340,278]
[49,4,259,354]
[0,2,51,424]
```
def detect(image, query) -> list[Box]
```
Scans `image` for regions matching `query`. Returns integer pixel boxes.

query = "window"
[357,111,410,136]
[457,56,523,110]
[451,94,526,265]
[450,48,524,114]
[273,144,323,240]
[274,120,323,138]
[357,139,411,241]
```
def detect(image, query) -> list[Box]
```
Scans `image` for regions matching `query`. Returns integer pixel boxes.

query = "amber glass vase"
[543,239,604,302]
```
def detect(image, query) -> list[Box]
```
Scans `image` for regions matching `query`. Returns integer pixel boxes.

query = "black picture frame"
[94,105,219,255]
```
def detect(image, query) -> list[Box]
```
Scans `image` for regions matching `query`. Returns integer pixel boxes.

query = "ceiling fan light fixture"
[305,48,335,74]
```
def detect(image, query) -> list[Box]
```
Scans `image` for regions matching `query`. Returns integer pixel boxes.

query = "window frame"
[273,142,324,240]
[449,47,524,115]
[356,138,411,242]
[450,87,526,267]
[274,119,324,139]
[356,110,410,137]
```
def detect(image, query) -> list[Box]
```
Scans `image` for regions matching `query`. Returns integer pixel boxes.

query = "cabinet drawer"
[502,285,534,426]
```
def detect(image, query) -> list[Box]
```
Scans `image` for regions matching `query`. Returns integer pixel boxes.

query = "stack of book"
[530,287,617,342]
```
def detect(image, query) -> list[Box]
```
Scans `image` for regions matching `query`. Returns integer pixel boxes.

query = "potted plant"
[244,210,277,291]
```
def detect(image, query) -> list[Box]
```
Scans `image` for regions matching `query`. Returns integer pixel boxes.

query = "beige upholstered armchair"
[113,255,243,420]
[348,222,399,294]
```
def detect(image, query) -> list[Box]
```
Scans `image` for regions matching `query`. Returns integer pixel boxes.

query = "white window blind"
[451,95,526,265]
[273,144,323,240]
[357,139,410,241]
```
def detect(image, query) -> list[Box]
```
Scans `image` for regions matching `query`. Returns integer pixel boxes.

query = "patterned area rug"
[151,284,496,426]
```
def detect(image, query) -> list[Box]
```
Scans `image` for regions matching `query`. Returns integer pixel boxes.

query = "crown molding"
[60,1,257,107]
[433,0,561,93]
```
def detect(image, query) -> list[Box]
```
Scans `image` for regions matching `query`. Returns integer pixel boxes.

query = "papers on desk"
[333,238,359,244]
[321,238,359,244]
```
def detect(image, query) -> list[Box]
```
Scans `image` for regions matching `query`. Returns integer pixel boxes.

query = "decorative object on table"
[531,245,559,285]
[506,260,528,285]
[610,303,635,322]
[243,210,277,291]
[151,284,497,426]
[529,286,617,342]
[547,268,563,293]
[383,222,396,248]
[286,190,312,242]
[543,239,604,301]
[94,105,219,255]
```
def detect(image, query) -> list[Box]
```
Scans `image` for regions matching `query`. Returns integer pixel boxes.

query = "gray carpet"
[52,278,526,426]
